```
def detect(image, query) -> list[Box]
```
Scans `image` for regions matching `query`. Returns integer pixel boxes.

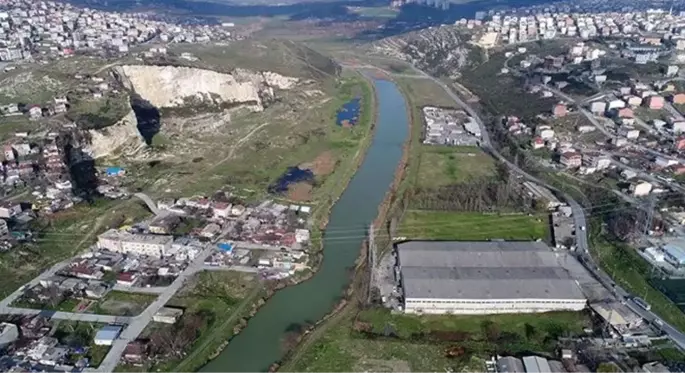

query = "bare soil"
[301,150,337,176]
[287,182,313,201]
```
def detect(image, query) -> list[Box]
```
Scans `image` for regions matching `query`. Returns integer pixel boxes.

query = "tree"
[524,323,537,341]
[481,320,501,342]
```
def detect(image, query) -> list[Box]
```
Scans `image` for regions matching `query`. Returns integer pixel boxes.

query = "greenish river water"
[200,78,410,372]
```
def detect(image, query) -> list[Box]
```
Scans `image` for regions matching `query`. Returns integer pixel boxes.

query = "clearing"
[90,291,157,316]
[415,146,496,188]
[399,210,549,241]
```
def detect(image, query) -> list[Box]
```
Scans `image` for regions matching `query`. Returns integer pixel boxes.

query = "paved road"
[111,284,167,294]
[412,65,685,350]
[132,193,161,216]
[96,246,215,372]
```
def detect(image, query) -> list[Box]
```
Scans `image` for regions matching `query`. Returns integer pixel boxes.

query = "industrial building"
[663,241,685,268]
[97,229,173,257]
[396,241,588,315]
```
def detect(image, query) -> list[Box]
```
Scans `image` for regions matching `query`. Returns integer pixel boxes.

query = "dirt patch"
[300,151,337,176]
[354,359,411,372]
[287,182,313,202]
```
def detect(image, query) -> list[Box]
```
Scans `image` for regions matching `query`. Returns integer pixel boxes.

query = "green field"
[394,77,458,108]
[399,210,548,241]
[416,146,496,188]
[287,308,590,372]
[90,291,157,316]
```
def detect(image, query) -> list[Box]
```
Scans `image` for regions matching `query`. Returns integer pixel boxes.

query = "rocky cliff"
[87,109,142,158]
[114,65,299,111]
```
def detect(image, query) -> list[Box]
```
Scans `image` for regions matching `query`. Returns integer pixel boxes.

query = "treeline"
[409,164,529,213]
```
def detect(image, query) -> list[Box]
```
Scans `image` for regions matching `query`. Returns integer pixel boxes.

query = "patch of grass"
[67,95,130,130]
[0,115,37,141]
[90,291,157,316]
[289,308,589,372]
[348,6,399,18]
[399,210,548,241]
[634,107,668,123]
[417,146,496,187]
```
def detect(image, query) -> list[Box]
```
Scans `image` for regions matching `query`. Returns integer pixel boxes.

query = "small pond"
[336,97,361,127]
[268,166,314,194]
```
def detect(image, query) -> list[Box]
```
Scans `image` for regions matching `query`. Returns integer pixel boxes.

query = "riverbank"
[164,71,380,373]
[277,73,417,371]
[197,77,409,372]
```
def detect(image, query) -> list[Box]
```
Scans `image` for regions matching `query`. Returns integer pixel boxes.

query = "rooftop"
[397,241,587,300]
[99,229,173,245]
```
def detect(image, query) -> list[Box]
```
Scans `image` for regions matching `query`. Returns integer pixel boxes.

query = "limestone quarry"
[84,65,301,158]
[114,65,300,110]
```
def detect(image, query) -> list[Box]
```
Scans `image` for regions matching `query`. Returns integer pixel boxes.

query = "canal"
[200,78,410,372]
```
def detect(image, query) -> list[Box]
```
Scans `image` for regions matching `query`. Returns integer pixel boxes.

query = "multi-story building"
[97,229,172,257]
[560,151,582,168]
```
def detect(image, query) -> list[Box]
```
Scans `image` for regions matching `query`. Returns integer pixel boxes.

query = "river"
[200,78,410,372]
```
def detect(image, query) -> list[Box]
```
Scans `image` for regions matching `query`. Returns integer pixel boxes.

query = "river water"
[200,78,410,372]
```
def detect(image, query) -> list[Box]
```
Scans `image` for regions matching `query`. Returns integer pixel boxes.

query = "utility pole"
[367,223,376,304]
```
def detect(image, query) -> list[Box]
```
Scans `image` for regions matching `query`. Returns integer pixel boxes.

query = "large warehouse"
[396,241,588,315]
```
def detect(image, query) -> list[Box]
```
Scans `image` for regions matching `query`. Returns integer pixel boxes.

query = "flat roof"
[397,241,587,301]
[95,325,122,340]
[523,356,552,373]
[99,229,173,245]
[663,242,685,262]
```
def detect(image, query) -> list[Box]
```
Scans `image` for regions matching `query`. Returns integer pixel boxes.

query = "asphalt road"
[412,66,685,350]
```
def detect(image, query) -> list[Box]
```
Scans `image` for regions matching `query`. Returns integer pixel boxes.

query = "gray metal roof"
[497,357,525,373]
[397,241,587,301]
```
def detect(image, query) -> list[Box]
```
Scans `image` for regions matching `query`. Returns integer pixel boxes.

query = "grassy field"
[90,291,157,316]
[394,77,458,108]
[287,308,590,372]
[116,271,264,372]
[398,210,548,241]
[416,146,496,188]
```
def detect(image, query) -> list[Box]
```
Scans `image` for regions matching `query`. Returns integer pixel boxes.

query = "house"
[27,105,42,120]
[295,229,310,243]
[674,137,685,151]
[532,137,545,149]
[123,341,147,365]
[148,215,180,235]
[53,103,67,114]
[560,152,582,168]
[116,272,137,287]
[85,282,108,299]
[12,143,30,157]
[231,205,246,216]
[632,181,653,197]
[608,99,625,110]
[0,201,21,219]
[552,103,567,117]
[617,107,634,118]
[645,95,665,110]
[152,307,184,324]
[590,101,606,114]
[212,202,231,219]
[94,325,122,346]
[625,95,642,107]
[3,146,14,161]
[671,93,685,104]
[53,96,68,105]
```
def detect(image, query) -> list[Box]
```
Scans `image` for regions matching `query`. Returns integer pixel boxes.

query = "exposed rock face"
[87,109,142,158]
[114,65,299,111]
